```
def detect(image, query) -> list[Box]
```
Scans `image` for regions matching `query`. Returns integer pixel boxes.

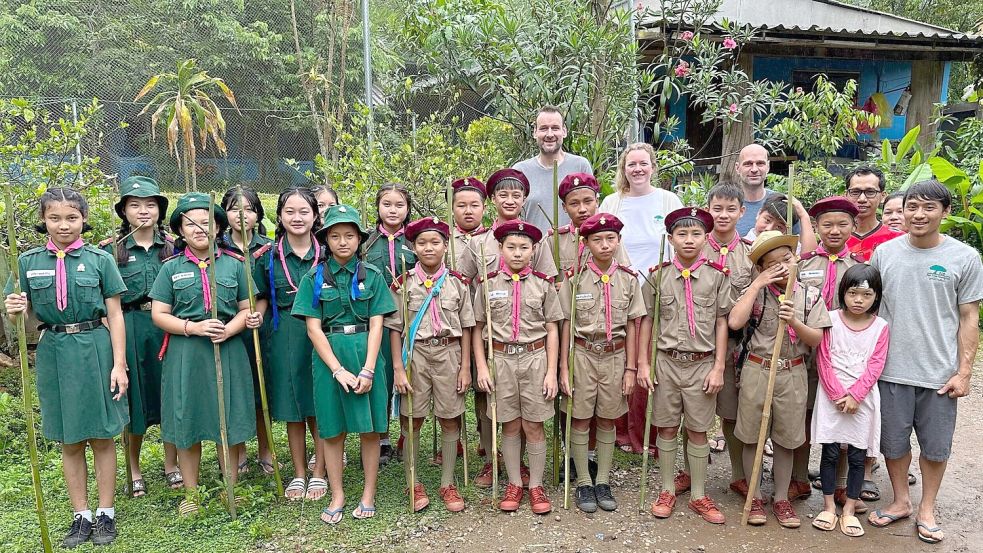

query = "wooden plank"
[906,60,945,151]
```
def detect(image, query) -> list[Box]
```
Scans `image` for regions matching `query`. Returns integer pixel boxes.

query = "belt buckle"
[591,343,603,353]
[682,352,693,362]
[65,323,81,334]
[429,338,441,346]
[343,324,357,335]
[506,344,517,355]
[776,358,788,370]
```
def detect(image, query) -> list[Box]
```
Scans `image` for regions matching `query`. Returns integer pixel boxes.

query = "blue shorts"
[878,381,957,462]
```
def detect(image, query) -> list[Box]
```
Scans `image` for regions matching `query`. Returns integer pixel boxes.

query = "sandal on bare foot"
[128,478,147,498]
[164,470,184,489]
[285,477,307,501]
[320,504,345,525]
[236,459,249,475]
[812,510,838,531]
[916,521,943,544]
[306,478,328,501]
[841,515,865,537]
[257,459,279,475]
[352,502,376,520]
[178,497,200,517]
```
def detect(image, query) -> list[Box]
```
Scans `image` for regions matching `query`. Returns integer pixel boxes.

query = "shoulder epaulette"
[557,226,571,235]
[389,272,407,292]
[21,246,47,257]
[799,250,818,261]
[470,227,489,237]
[84,244,114,258]
[163,252,183,262]
[252,242,272,259]
[707,260,729,274]
[850,252,864,262]
[648,261,672,273]
[741,237,753,246]
[478,270,499,284]
[531,270,554,283]
[98,237,116,248]
[617,264,637,277]
[222,249,245,262]
[448,269,470,285]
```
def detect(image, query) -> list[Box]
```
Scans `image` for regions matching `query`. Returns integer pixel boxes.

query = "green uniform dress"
[363,228,416,409]
[5,244,129,444]
[253,238,319,422]
[101,234,169,435]
[291,257,397,439]
[149,250,257,449]
[224,231,273,408]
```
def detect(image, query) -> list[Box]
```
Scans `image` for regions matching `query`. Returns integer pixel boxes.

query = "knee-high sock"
[595,427,616,486]
[403,428,421,485]
[722,419,745,481]
[502,434,522,486]
[570,428,591,487]
[688,441,710,498]
[527,439,547,488]
[792,442,811,482]
[772,445,794,501]
[657,436,678,493]
[441,428,460,487]
[742,442,761,499]
[681,429,690,473]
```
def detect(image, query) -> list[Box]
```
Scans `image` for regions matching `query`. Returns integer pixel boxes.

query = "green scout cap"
[168,192,228,235]
[115,176,169,222]
[315,204,368,243]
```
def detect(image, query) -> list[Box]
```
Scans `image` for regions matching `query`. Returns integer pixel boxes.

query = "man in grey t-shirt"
[869,180,983,544]
[513,106,592,231]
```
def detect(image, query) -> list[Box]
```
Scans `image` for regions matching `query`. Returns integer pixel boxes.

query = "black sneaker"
[61,514,93,549]
[379,443,395,466]
[594,483,618,511]
[588,458,599,482]
[575,484,598,513]
[91,514,117,546]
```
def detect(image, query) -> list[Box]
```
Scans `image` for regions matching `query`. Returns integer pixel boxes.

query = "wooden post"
[719,53,755,181]
[479,242,499,504]
[446,179,469,486]
[638,236,667,512]
[906,60,946,152]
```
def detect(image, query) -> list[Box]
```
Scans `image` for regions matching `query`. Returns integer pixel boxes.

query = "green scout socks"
[570,428,592,487]
[595,426,616,486]
[687,441,710,498]
[792,442,811,482]
[657,436,678,493]
[722,419,745,481]
[441,428,460,487]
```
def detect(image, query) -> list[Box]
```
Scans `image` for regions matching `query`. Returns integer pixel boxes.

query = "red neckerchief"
[378,224,405,272]
[767,282,798,343]
[277,236,320,292]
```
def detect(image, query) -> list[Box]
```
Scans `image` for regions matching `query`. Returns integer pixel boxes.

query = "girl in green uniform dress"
[253,187,327,500]
[291,204,397,524]
[221,187,276,475]
[149,193,262,516]
[363,183,415,463]
[102,176,182,497]
[5,188,129,548]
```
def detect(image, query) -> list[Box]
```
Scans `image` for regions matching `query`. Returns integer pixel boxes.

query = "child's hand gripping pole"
[562,230,587,509]
[480,241,499,505]
[638,235,667,512]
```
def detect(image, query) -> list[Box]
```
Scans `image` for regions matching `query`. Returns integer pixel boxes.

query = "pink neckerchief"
[184,247,222,313]
[378,224,405,272]
[708,232,740,267]
[499,258,532,341]
[672,255,708,337]
[277,236,321,292]
[45,238,84,311]
[767,282,798,344]
[413,263,446,334]
[814,244,850,310]
[456,224,486,237]
[587,260,618,341]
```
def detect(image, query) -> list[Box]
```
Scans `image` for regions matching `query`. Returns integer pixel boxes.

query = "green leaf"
[896,125,920,160]
[881,138,893,164]
[901,162,933,189]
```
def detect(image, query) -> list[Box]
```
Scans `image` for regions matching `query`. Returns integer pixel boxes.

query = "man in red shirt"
[845,166,903,261]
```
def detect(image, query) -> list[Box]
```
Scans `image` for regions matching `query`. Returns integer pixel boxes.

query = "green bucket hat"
[168,192,228,235]
[314,204,368,243]
[114,176,169,223]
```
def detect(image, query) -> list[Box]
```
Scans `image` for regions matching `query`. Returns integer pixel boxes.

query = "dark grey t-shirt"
[871,235,983,388]
[513,153,593,231]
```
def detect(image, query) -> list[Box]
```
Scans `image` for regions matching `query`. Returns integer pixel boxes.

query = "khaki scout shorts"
[735,358,808,450]
[487,348,554,424]
[399,340,466,419]
[715,338,740,420]
[652,352,717,432]
[561,346,629,421]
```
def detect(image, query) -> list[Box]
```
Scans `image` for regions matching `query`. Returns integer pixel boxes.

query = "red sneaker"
[748,498,767,525]
[772,499,801,528]
[729,478,749,497]
[477,446,486,457]
[439,484,465,512]
[408,482,430,512]
[529,486,552,514]
[499,483,523,511]
[475,462,495,489]
[431,440,465,466]
[788,479,812,500]
[650,490,676,518]
[674,471,691,495]
[688,496,726,524]
[520,464,530,488]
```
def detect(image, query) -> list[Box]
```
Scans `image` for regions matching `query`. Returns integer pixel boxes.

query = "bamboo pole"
[400,255,417,512]
[550,161,561,488]
[208,192,236,519]
[236,187,284,499]
[4,185,53,553]
[479,242,499,504]
[562,230,585,509]
[447,178,469,486]
[638,235,667,512]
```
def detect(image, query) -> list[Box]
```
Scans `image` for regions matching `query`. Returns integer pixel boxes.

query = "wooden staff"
[562,230,586,509]
[208,192,236,519]
[4,185,53,553]
[550,161,562,487]
[638,235,667,512]
[236,187,284,499]
[479,241,499,504]
[400,255,417,512]
[446,178,469,486]
[741,164,798,525]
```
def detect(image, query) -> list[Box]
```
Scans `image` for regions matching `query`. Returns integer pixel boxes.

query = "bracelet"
[332,367,345,379]
[358,370,374,380]
[183,320,190,337]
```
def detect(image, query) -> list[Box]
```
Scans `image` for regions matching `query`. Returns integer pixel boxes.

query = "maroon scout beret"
[808,195,859,219]
[493,219,543,244]
[665,206,714,233]
[558,173,599,200]
[486,168,530,197]
[579,212,624,237]
[451,177,487,199]
[405,216,450,242]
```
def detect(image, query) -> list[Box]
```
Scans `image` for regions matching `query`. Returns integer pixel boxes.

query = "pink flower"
[674,61,691,77]
[681,31,694,41]
[636,1,644,11]
[722,37,738,49]
[728,103,739,114]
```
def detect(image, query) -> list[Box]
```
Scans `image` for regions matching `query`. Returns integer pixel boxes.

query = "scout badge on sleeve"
[4,185,53,553]
[480,241,500,505]
[639,235,667,512]
[563,229,588,510]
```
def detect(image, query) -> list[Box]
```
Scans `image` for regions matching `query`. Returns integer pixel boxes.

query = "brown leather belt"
[574,337,626,353]
[492,339,546,355]
[417,336,459,347]
[747,353,805,371]
[664,349,714,362]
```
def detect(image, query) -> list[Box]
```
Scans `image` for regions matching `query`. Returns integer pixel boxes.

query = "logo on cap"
[132,183,140,188]
[574,177,580,186]
[432,216,439,223]
[599,216,607,225]
[690,208,697,217]
[518,223,524,231]
[338,206,347,213]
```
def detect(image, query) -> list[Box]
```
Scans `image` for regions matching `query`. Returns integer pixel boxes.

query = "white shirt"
[599,187,683,279]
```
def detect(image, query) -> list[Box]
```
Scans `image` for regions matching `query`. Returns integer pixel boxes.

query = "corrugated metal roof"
[640,0,982,42]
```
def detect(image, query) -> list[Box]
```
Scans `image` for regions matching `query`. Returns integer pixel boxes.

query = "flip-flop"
[860,479,880,501]
[352,502,377,520]
[257,459,279,475]
[709,436,726,453]
[284,477,307,501]
[811,510,838,531]
[840,515,865,537]
[307,453,317,472]
[320,504,345,525]
[164,470,184,489]
[178,497,200,517]
[915,520,944,544]
[811,477,823,490]
[868,508,910,528]
[236,459,249,475]
[306,477,328,501]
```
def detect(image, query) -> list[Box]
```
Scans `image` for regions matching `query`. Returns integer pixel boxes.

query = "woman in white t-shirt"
[599,143,683,278]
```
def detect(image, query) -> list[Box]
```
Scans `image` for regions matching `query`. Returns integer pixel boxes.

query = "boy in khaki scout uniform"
[729,230,832,528]
[386,217,475,513]
[558,212,645,513]
[473,220,563,514]
[792,196,865,505]
[638,207,733,525]
[554,173,630,272]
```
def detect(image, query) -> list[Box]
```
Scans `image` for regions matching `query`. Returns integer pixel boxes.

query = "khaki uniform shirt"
[473,269,563,343]
[643,261,735,352]
[449,226,489,271]
[745,284,832,360]
[384,268,476,339]
[559,263,646,341]
[702,235,754,298]
[457,225,558,283]
[797,249,862,310]
[554,226,631,275]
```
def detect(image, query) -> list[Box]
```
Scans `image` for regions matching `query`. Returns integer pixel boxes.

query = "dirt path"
[408,368,982,553]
